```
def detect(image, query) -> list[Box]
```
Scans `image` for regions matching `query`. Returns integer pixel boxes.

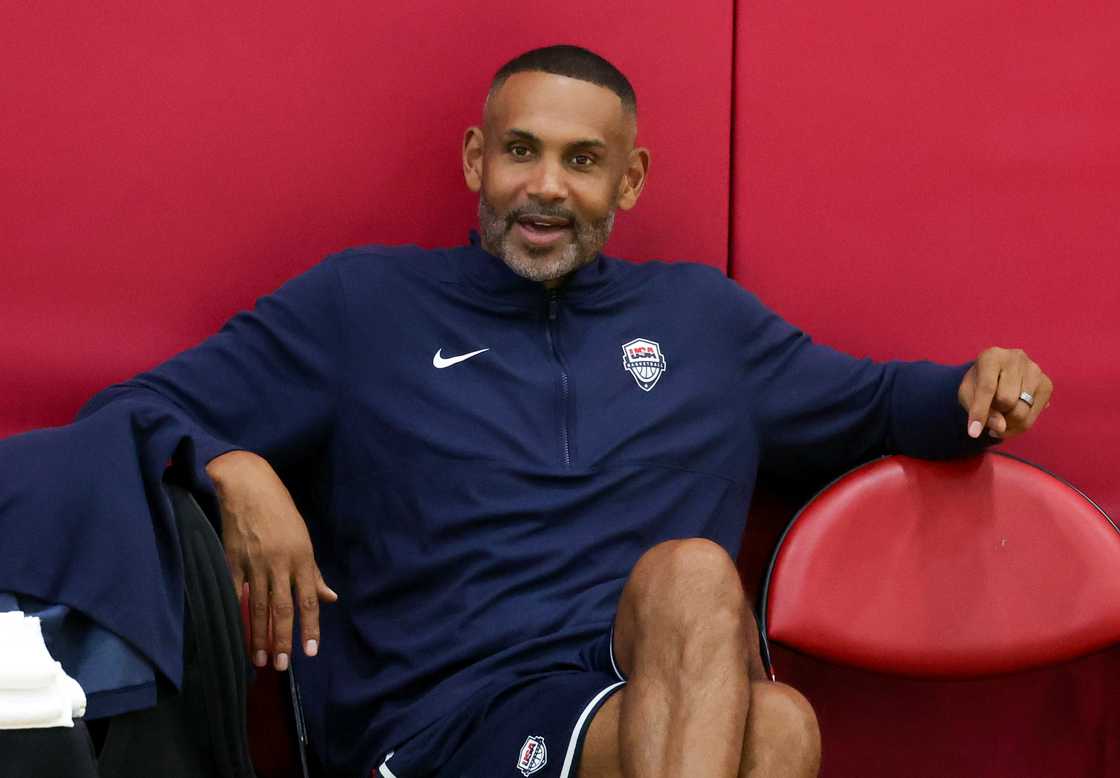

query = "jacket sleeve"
[0,255,345,689]
[77,255,345,489]
[734,285,990,480]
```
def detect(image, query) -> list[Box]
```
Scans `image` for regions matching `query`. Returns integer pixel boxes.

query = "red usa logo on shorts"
[516,735,548,776]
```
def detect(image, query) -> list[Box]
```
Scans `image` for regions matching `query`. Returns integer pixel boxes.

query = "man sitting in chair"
[2,45,1052,778]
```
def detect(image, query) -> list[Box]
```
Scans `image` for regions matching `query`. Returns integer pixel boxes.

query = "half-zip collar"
[460,229,621,309]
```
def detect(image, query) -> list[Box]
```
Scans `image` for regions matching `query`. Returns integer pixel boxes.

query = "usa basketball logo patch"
[516,735,548,776]
[622,338,667,391]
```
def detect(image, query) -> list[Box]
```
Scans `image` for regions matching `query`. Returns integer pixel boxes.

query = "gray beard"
[478,194,615,283]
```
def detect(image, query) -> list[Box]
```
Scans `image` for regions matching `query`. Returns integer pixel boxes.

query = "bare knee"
[616,539,753,673]
[741,682,821,777]
[627,539,747,628]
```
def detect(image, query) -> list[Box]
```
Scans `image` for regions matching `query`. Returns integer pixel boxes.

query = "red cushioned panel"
[732,0,1120,525]
[726,4,1120,771]
[0,0,733,440]
[766,454,1120,677]
[0,5,733,777]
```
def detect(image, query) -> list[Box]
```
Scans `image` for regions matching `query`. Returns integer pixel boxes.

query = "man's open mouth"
[514,214,573,246]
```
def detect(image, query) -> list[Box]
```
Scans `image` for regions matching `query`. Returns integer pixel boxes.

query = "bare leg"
[614,539,753,777]
[738,682,821,777]
[581,682,820,778]
[578,539,820,778]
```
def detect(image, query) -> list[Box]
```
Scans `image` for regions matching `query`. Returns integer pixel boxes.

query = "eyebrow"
[504,128,608,150]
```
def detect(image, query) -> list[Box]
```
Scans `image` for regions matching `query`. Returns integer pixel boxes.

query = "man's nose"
[525,158,568,202]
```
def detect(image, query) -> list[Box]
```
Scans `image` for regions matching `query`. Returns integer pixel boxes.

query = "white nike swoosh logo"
[433,348,490,369]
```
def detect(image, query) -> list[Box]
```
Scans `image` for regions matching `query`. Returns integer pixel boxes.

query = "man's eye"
[571,154,595,167]
[509,144,532,158]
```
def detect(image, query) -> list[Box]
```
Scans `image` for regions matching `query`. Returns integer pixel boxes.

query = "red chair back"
[763,452,1120,679]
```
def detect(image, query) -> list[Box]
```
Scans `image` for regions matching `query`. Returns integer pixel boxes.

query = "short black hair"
[489,45,637,116]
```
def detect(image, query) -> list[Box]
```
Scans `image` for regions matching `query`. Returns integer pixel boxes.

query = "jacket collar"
[459,230,620,309]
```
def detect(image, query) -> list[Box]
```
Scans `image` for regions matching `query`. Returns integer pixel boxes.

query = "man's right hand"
[205,450,338,671]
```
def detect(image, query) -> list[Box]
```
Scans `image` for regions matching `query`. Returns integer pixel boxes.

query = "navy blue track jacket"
[0,236,985,773]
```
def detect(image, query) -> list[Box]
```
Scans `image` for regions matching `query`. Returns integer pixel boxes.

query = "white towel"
[0,685,72,728]
[0,612,86,728]
[0,612,57,690]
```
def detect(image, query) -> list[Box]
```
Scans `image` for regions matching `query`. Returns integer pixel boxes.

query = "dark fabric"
[381,628,626,778]
[434,672,622,778]
[96,484,255,778]
[0,721,99,778]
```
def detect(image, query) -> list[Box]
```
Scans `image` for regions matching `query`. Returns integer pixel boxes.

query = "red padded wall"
[0,1,733,438]
[734,4,1120,775]
[733,1,1119,520]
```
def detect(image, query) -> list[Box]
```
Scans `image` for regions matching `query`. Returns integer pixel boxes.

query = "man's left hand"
[958,347,1053,441]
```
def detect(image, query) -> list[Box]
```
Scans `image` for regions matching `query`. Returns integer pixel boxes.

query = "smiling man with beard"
[1,44,1053,778]
[467,57,643,287]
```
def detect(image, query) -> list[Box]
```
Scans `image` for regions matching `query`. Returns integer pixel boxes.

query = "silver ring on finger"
[1018,391,1035,407]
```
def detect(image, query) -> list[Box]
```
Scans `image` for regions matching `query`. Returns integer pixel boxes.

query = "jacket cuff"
[890,361,998,460]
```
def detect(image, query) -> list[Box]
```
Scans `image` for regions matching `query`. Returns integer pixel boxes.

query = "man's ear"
[617,146,651,211]
[463,126,484,193]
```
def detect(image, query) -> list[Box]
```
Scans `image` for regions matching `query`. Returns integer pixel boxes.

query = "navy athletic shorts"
[375,629,627,778]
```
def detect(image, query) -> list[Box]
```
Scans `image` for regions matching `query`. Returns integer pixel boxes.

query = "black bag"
[95,483,256,778]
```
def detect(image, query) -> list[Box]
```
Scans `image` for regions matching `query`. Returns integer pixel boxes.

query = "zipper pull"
[547,291,559,320]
